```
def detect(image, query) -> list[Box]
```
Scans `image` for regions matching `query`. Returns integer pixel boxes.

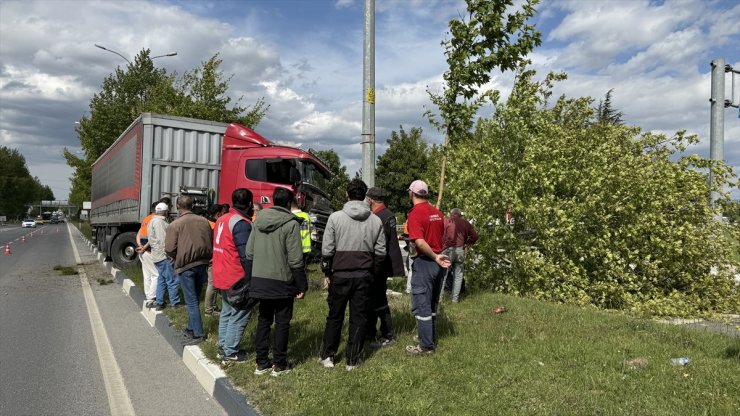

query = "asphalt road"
[0,224,226,416]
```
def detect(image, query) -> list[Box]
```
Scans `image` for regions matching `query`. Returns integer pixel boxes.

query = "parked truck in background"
[91,113,334,268]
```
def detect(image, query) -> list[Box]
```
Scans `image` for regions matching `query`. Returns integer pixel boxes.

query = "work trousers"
[366,274,393,341]
[321,275,371,366]
[411,256,446,350]
[255,297,294,369]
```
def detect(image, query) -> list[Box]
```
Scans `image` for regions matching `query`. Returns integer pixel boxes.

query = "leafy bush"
[447,70,739,317]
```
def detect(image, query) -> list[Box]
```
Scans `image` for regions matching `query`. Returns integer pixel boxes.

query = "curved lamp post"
[94,43,177,64]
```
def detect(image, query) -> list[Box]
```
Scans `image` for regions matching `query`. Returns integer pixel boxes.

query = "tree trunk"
[436,132,449,208]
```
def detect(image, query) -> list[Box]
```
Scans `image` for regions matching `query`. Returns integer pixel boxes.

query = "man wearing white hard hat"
[148,201,181,310]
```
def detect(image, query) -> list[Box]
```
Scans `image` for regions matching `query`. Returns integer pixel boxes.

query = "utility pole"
[361,0,376,187]
[709,58,740,208]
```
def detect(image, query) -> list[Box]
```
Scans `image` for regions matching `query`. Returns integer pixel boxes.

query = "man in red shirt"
[405,180,450,355]
[442,208,478,303]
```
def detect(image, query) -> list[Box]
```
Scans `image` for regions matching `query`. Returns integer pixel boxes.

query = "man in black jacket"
[365,187,406,347]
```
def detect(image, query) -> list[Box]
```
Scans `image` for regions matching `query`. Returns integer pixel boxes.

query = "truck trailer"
[91,113,333,268]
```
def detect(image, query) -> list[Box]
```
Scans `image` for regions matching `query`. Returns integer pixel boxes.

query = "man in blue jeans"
[405,180,450,355]
[166,195,213,345]
[442,208,478,303]
[213,188,255,363]
[147,202,180,309]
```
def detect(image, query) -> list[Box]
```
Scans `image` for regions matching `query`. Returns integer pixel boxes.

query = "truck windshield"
[301,159,330,191]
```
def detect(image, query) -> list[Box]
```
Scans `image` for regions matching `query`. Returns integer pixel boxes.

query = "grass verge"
[130,264,739,416]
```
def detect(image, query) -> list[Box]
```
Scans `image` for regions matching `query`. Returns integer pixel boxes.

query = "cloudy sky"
[1,0,738,201]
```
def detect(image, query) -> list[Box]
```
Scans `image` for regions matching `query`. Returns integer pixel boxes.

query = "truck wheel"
[110,231,138,268]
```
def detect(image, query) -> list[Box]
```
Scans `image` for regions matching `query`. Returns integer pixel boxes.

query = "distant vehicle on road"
[50,217,59,224]
[22,219,37,228]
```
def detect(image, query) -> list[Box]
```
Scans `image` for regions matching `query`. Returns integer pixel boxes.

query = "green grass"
[122,264,740,416]
[52,265,78,275]
[78,220,92,241]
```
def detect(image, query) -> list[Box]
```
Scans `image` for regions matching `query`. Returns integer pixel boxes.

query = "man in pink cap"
[405,180,450,355]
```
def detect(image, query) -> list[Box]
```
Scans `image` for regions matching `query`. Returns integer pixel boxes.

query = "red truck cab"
[218,123,334,250]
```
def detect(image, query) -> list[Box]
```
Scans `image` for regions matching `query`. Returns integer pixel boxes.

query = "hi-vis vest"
[212,209,250,289]
[293,210,311,253]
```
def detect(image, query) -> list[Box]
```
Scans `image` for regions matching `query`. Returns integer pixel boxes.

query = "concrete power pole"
[709,58,725,207]
[361,0,376,187]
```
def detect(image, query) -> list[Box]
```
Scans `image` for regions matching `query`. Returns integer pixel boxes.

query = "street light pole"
[94,43,131,65]
[152,52,178,60]
[95,44,177,64]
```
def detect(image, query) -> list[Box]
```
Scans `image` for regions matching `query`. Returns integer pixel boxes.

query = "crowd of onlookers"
[135,178,477,376]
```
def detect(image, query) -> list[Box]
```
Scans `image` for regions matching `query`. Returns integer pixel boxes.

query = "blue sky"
[1,0,738,200]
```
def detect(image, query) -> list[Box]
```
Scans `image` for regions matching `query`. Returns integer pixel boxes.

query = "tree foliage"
[446,70,739,317]
[375,126,439,215]
[65,50,268,207]
[596,88,624,125]
[0,146,55,219]
[313,149,351,210]
[426,0,542,207]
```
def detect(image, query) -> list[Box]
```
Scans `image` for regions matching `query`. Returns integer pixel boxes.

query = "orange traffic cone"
[4,244,10,255]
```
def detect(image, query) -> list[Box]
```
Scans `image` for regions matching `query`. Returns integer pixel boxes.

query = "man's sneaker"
[370,337,396,348]
[182,328,195,339]
[171,303,184,309]
[145,300,157,308]
[182,336,204,346]
[254,363,273,375]
[271,363,294,377]
[155,303,166,311]
[216,345,225,360]
[346,364,358,371]
[319,357,335,368]
[405,345,434,355]
[222,353,248,363]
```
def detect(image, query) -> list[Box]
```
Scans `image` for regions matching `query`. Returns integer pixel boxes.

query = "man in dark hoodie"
[364,187,405,348]
[246,187,307,377]
[320,179,386,370]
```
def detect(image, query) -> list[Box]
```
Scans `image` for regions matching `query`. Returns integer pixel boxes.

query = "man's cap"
[408,180,428,196]
[155,202,169,212]
[366,187,386,200]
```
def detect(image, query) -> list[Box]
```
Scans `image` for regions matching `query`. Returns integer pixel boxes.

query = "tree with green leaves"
[65,50,268,207]
[0,146,54,219]
[375,126,439,215]
[313,149,350,210]
[596,88,624,125]
[426,0,542,207]
[446,69,739,316]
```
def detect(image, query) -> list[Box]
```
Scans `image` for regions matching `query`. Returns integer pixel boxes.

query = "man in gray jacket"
[320,179,385,370]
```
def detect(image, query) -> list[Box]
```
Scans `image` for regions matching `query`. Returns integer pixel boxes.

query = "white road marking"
[66,223,135,416]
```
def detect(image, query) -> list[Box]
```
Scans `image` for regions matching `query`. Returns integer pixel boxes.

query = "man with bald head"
[166,194,214,345]
[442,208,477,303]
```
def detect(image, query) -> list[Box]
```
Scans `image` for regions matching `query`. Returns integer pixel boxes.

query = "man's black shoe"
[182,328,195,339]
[155,303,166,311]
